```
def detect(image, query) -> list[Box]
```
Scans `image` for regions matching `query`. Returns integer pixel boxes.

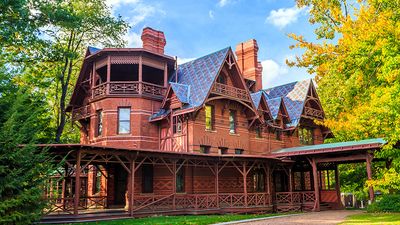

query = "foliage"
[340,212,400,225]
[0,90,53,225]
[66,213,282,225]
[290,0,400,193]
[367,195,400,212]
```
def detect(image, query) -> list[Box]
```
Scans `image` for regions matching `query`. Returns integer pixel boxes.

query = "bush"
[367,195,400,212]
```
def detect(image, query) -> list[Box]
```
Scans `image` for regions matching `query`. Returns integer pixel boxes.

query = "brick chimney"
[141,27,166,54]
[235,39,263,91]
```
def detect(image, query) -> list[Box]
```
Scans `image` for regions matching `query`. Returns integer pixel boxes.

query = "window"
[176,167,185,193]
[118,107,130,134]
[275,130,281,140]
[219,147,228,154]
[93,167,102,194]
[253,169,265,192]
[235,148,244,155]
[200,145,210,154]
[299,127,314,145]
[320,170,336,190]
[173,116,182,134]
[96,110,103,137]
[142,164,153,193]
[229,110,236,134]
[217,74,227,84]
[205,105,214,130]
[256,126,262,138]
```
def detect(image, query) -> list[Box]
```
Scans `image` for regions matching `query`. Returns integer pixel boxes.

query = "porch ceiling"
[271,138,386,157]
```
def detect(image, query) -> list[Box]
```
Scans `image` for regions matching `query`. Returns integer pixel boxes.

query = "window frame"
[173,115,183,134]
[299,127,314,145]
[235,148,244,155]
[205,105,215,131]
[142,164,154,193]
[229,109,237,134]
[117,107,131,134]
[96,110,103,137]
[219,147,228,155]
[200,145,211,154]
[176,167,185,193]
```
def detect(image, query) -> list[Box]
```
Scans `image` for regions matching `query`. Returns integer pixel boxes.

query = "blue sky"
[106,0,317,88]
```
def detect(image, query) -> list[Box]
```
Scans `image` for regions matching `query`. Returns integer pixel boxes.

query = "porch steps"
[320,202,334,211]
[39,210,130,224]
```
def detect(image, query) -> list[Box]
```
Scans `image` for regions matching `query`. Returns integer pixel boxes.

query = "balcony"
[71,105,91,121]
[92,81,167,100]
[304,107,324,119]
[211,83,251,102]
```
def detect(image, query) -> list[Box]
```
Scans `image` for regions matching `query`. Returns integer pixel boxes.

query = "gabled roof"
[273,138,386,156]
[170,82,190,104]
[264,79,312,126]
[266,97,283,120]
[250,91,263,109]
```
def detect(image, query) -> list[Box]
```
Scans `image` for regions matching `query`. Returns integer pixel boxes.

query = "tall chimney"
[235,39,263,91]
[141,27,166,54]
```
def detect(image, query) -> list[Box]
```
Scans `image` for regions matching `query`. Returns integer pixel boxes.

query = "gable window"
[96,110,103,137]
[229,110,237,134]
[299,127,314,145]
[118,107,130,134]
[142,164,153,193]
[205,105,214,131]
[200,145,211,154]
[173,116,182,134]
[217,74,227,84]
[176,167,185,193]
[256,126,262,138]
[235,148,244,155]
[219,147,228,155]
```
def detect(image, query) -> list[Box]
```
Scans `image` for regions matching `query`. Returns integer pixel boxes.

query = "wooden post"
[266,164,271,205]
[92,62,96,98]
[310,158,320,212]
[129,159,135,216]
[106,56,111,94]
[366,153,375,202]
[74,150,81,215]
[215,163,219,208]
[243,162,248,207]
[288,168,293,192]
[335,164,342,208]
[139,56,142,94]
[172,160,176,210]
[164,63,168,87]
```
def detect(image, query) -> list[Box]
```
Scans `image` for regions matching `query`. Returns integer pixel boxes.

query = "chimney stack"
[235,39,263,91]
[141,27,166,54]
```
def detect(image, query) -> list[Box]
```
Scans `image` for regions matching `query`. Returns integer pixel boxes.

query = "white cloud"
[106,0,139,8]
[209,10,215,19]
[218,0,231,7]
[266,6,306,29]
[177,57,196,65]
[129,3,166,25]
[261,59,288,88]
[125,31,142,47]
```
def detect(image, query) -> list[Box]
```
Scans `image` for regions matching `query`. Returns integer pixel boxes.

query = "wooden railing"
[275,191,315,204]
[304,107,324,119]
[44,196,107,215]
[211,83,251,102]
[92,81,166,99]
[71,105,91,121]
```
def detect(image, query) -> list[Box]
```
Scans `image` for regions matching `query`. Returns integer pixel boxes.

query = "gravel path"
[233,210,363,225]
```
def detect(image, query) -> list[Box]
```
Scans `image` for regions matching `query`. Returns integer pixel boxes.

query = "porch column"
[172,160,177,210]
[215,163,219,208]
[129,159,135,216]
[74,150,81,215]
[366,153,375,202]
[243,162,248,207]
[106,56,111,94]
[265,164,271,205]
[310,158,320,212]
[288,168,293,192]
[92,62,96,98]
[335,164,342,208]
[139,56,143,94]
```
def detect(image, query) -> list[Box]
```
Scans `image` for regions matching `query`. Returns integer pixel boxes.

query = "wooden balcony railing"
[304,107,324,119]
[211,83,251,102]
[71,105,91,121]
[92,81,166,100]
[275,191,315,204]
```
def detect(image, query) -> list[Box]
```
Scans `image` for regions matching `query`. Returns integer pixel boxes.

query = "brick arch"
[233,140,246,150]
[198,135,213,146]
[216,138,230,148]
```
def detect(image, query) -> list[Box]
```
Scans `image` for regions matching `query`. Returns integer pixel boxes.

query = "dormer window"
[118,107,131,134]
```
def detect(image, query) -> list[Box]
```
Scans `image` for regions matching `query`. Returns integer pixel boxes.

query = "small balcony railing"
[92,81,166,100]
[71,105,91,121]
[304,107,324,119]
[211,83,251,102]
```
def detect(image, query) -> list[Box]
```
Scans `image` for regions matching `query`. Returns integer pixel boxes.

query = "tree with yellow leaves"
[289,0,400,194]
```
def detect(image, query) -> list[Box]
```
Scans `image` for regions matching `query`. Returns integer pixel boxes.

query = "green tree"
[290,0,400,193]
[0,91,53,225]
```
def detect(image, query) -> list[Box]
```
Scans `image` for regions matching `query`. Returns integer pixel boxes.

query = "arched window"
[217,74,227,84]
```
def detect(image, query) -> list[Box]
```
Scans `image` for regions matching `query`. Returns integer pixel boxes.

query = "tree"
[0,91,53,225]
[289,0,400,192]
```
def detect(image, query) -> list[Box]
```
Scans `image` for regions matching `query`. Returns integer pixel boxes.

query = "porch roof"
[38,144,279,161]
[272,138,386,157]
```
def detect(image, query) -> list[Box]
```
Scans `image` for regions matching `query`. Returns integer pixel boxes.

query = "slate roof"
[266,97,283,120]
[273,138,386,156]
[170,82,190,104]
[250,91,263,109]
[264,79,312,126]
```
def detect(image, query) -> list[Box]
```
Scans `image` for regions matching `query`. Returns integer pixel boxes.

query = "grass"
[340,212,400,225]
[63,213,286,225]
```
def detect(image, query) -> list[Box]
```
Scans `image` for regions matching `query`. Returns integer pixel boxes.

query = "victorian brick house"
[41,27,385,223]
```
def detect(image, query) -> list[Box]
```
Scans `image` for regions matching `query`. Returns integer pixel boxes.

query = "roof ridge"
[264,78,312,91]
[179,47,231,66]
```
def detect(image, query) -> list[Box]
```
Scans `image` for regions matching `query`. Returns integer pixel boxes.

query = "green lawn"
[340,213,400,225]
[64,213,283,225]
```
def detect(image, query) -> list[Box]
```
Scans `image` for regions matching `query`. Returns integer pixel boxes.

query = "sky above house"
[106,0,317,88]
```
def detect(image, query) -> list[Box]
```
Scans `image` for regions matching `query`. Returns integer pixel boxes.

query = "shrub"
[367,195,400,212]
